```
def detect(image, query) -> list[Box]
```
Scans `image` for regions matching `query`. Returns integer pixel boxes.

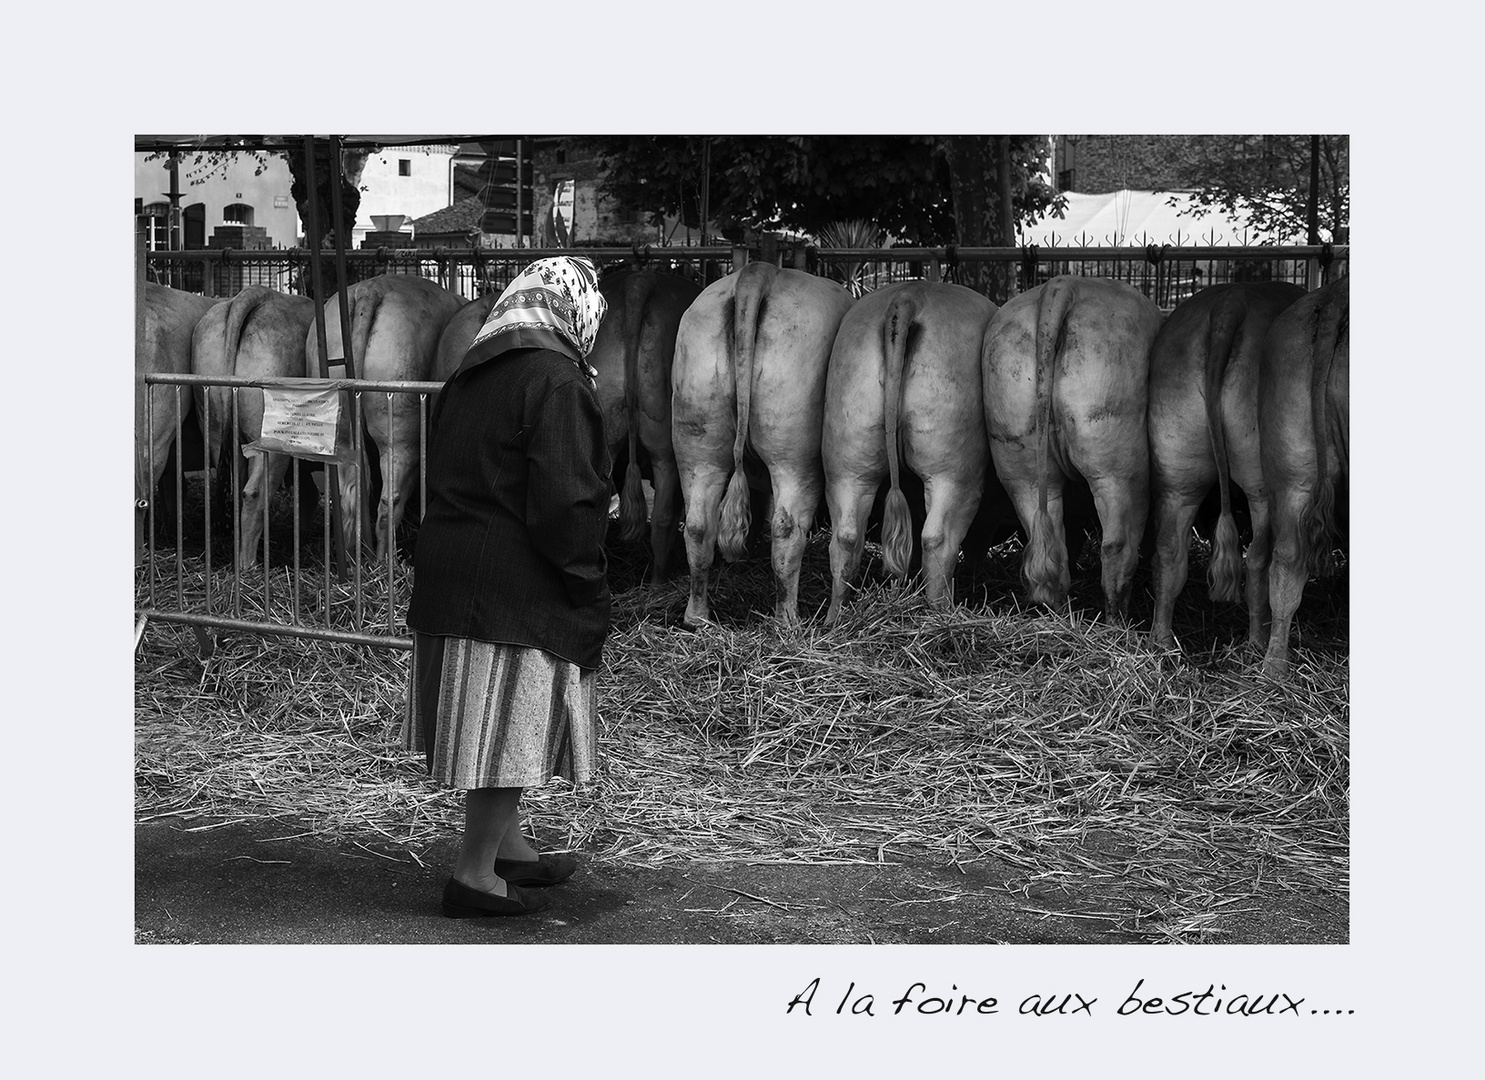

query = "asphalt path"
[135,818,1346,945]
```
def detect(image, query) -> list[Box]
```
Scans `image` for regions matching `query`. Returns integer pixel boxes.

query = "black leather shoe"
[492,853,578,888]
[441,876,549,918]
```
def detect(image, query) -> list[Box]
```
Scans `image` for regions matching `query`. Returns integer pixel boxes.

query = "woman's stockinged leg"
[452,787,522,895]
[497,811,541,862]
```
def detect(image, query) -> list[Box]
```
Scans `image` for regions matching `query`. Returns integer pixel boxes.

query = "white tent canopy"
[1017,190,1271,248]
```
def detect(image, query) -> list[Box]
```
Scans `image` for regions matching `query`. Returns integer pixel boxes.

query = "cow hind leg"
[824,473,880,626]
[1150,487,1205,649]
[1262,488,1311,679]
[238,451,292,566]
[1243,495,1273,648]
[920,474,983,610]
[647,454,682,585]
[1088,474,1147,626]
[376,453,420,566]
[681,467,730,627]
[768,471,822,628]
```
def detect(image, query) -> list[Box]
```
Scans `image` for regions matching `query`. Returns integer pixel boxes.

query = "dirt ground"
[135,817,1345,946]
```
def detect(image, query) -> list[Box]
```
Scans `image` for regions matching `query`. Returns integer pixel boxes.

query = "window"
[398,159,412,176]
[1057,168,1076,192]
[141,201,170,250]
[223,203,255,226]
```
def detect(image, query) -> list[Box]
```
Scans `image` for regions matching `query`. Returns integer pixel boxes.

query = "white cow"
[191,285,317,565]
[982,275,1161,622]
[137,283,219,533]
[672,263,854,626]
[822,281,998,623]
[308,274,463,562]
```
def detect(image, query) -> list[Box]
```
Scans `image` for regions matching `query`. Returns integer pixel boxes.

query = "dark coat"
[407,346,612,670]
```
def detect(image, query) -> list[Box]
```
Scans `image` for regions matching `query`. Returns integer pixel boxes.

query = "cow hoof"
[681,606,717,631]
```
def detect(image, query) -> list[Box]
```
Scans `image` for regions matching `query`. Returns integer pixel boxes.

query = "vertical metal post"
[516,138,525,248]
[385,391,396,632]
[173,386,185,606]
[230,389,242,619]
[327,137,357,381]
[303,134,351,583]
[145,388,157,608]
[202,388,213,613]
[167,152,182,290]
[135,216,148,569]
[353,392,365,630]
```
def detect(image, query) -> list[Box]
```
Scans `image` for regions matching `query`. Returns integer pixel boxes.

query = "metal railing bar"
[138,609,412,651]
[145,387,157,609]
[291,454,302,626]
[384,391,396,633]
[230,388,242,620]
[322,461,332,629]
[353,391,365,631]
[173,385,185,607]
[145,373,445,395]
[260,448,270,617]
[202,390,214,614]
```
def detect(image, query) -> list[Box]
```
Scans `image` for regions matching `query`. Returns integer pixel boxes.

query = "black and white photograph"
[130,132,1352,948]
[13,6,1477,1073]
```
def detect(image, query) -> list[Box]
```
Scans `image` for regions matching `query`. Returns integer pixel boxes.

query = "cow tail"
[203,287,262,471]
[1203,289,1245,603]
[1303,291,1345,575]
[347,286,375,380]
[881,286,920,578]
[618,273,653,543]
[719,262,776,561]
[1023,277,1074,606]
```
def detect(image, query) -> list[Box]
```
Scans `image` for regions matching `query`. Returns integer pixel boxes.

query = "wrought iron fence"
[146,246,744,302]
[807,243,1347,309]
[148,241,1347,311]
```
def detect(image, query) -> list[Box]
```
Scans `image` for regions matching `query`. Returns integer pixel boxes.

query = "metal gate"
[136,372,444,652]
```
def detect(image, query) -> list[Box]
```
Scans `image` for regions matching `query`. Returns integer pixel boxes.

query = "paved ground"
[135,818,1346,945]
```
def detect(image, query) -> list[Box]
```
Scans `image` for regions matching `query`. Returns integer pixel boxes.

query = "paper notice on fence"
[243,379,357,464]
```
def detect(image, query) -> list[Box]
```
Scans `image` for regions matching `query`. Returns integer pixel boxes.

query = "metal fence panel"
[135,372,446,652]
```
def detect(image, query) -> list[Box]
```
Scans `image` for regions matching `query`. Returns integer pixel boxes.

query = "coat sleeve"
[523,379,612,608]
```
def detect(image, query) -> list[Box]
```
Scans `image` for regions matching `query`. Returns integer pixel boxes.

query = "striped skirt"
[402,633,598,790]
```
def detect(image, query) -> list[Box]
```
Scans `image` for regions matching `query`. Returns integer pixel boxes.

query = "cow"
[1247,275,1349,679]
[190,286,317,566]
[671,262,854,627]
[432,292,498,384]
[1147,281,1306,648]
[308,274,463,563]
[981,275,1162,622]
[589,269,702,583]
[822,280,998,624]
[137,283,219,543]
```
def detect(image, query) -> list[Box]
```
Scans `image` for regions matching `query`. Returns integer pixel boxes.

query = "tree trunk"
[942,136,1017,301]
[288,141,362,299]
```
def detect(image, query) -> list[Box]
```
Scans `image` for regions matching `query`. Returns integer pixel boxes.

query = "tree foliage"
[572,136,1063,248]
[1167,135,1349,243]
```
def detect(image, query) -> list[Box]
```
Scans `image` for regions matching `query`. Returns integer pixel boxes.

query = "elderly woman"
[404,256,611,918]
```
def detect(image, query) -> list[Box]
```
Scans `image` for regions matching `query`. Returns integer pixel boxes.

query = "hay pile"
[135,529,1348,940]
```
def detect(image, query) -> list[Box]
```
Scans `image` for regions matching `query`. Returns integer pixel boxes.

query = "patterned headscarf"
[465,256,608,381]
